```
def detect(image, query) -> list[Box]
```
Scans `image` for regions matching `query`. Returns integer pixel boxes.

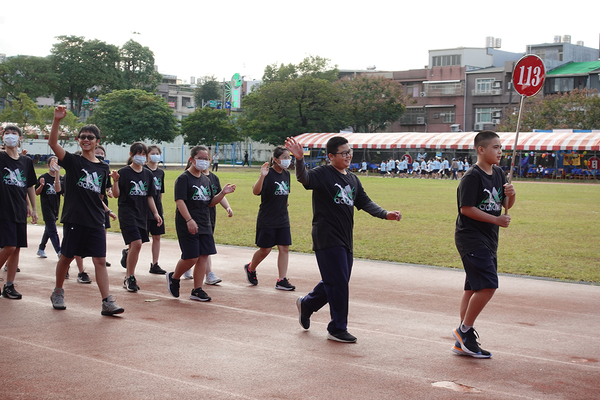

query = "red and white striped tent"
[293,130,600,151]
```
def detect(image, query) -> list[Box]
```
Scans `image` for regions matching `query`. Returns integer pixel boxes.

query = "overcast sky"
[2,1,598,83]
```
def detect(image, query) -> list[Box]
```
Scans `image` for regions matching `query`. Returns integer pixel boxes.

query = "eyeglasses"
[78,134,97,141]
[334,150,353,158]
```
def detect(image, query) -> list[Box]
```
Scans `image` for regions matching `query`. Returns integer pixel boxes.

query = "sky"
[1,1,598,84]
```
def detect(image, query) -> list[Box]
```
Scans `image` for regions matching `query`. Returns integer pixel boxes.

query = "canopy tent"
[293,130,600,151]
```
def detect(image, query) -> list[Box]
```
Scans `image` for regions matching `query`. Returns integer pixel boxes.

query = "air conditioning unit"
[419,92,426,97]
[450,124,461,132]
[492,81,502,89]
[416,117,425,124]
[492,119,501,124]
[492,111,502,118]
[474,122,485,131]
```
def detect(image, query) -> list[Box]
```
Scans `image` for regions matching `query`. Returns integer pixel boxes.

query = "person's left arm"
[209,184,236,207]
[27,185,38,224]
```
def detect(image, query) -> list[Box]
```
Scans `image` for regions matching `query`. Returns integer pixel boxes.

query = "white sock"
[460,323,472,333]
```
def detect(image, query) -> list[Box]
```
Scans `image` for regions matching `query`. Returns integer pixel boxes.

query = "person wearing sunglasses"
[0,125,38,300]
[285,136,402,343]
[48,106,123,316]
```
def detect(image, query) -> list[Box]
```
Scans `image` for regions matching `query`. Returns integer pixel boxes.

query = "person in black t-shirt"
[48,106,124,316]
[111,142,162,293]
[95,145,116,267]
[285,136,402,343]
[243,146,295,291]
[145,145,167,275]
[35,156,63,259]
[452,131,516,358]
[0,125,38,300]
[166,146,235,303]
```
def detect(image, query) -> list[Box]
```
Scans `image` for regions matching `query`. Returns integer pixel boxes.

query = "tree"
[87,89,178,145]
[262,55,338,83]
[0,93,41,135]
[181,107,239,146]
[241,75,350,146]
[497,89,600,131]
[120,39,162,92]
[193,75,223,107]
[336,74,408,133]
[0,55,56,100]
[51,35,122,117]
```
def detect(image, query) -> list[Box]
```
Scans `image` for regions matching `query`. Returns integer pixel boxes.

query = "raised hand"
[285,137,304,160]
[54,106,67,121]
[260,162,270,176]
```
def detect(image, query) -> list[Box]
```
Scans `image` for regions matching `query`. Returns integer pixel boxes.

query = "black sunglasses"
[78,134,97,141]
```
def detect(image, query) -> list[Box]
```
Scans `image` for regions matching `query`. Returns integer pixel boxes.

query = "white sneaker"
[205,271,222,285]
[37,249,47,258]
[183,269,193,280]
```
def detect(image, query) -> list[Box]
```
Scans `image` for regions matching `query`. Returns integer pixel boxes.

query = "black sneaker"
[105,261,111,267]
[120,248,128,268]
[167,272,180,298]
[275,277,295,291]
[190,287,211,302]
[77,272,92,284]
[452,326,492,358]
[244,263,258,285]
[296,296,311,329]
[149,262,167,275]
[327,331,357,343]
[123,275,138,292]
[2,283,22,299]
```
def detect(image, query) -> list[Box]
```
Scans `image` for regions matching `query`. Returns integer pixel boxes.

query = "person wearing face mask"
[182,151,233,284]
[166,146,235,302]
[244,146,295,291]
[110,142,162,293]
[0,125,38,299]
[144,145,167,275]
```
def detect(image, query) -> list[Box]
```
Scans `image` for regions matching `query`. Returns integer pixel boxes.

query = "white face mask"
[150,154,161,163]
[132,155,146,166]
[195,159,210,171]
[278,159,291,169]
[3,133,19,148]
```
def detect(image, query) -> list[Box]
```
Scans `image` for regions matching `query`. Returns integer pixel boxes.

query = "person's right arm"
[460,206,511,228]
[252,163,269,195]
[49,106,67,161]
[285,137,309,186]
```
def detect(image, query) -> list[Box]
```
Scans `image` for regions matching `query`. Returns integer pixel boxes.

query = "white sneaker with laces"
[183,269,193,280]
[205,271,222,285]
[37,249,47,258]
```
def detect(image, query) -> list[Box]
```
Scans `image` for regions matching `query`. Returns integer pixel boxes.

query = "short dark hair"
[326,136,349,156]
[3,125,22,136]
[79,124,100,140]
[474,130,499,149]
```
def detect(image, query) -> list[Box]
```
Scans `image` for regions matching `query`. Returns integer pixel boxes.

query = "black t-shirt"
[0,152,36,223]
[205,172,222,229]
[37,172,63,221]
[59,151,110,229]
[455,164,507,257]
[145,165,165,218]
[257,168,290,229]
[174,170,213,235]
[298,161,386,252]
[116,165,156,230]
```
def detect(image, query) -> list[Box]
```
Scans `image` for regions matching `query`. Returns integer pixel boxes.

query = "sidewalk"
[1,224,599,399]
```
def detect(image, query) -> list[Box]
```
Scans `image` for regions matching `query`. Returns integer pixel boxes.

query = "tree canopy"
[180,107,239,146]
[336,75,407,133]
[51,36,122,117]
[497,89,600,131]
[120,39,163,92]
[262,55,339,83]
[0,55,56,100]
[193,75,223,107]
[87,89,178,145]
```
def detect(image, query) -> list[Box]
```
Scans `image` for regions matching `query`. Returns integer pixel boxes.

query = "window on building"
[403,84,419,97]
[182,97,192,107]
[432,54,461,67]
[399,107,426,125]
[551,77,574,93]
[476,108,492,123]
[442,110,455,124]
[476,78,494,93]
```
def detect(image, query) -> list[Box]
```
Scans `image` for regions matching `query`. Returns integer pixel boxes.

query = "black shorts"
[148,218,165,236]
[121,225,149,245]
[255,227,292,248]
[105,211,111,229]
[462,248,498,291]
[0,220,27,248]
[61,223,106,258]
[177,232,216,260]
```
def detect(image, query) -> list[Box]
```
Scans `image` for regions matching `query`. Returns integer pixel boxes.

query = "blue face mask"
[3,133,19,148]
[150,154,161,163]
[132,155,146,166]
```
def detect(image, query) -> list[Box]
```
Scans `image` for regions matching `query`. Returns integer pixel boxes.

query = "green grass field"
[36,166,600,283]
